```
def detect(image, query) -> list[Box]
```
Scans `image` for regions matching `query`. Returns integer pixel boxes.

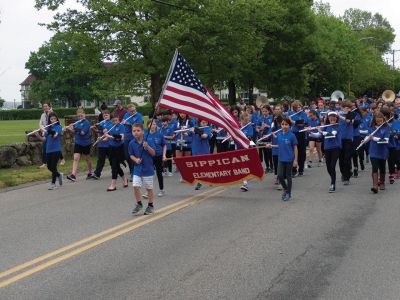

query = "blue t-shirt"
[323,125,341,150]
[277,130,298,162]
[145,129,165,156]
[290,111,308,133]
[128,138,156,177]
[191,127,211,155]
[307,118,320,139]
[175,119,193,147]
[358,117,371,137]
[256,115,272,136]
[108,123,125,148]
[46,123,62,153]
[122,112,143,141]
[339,114,353,141]
[391,120,400,150]
[74,119,91,146]
[369,125,390,159]
[97,120,112,148]
[160,125,175,150]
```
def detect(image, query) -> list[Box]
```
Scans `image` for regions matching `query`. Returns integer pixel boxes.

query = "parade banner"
[174,148,264,186]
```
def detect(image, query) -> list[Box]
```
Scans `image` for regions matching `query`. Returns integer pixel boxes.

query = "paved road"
[0,162,400,300]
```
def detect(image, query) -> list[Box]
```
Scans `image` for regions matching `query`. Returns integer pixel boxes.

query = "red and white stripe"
[160,82,250,148]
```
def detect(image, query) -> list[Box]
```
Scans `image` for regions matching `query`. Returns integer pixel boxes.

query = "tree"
[0,96,5,108]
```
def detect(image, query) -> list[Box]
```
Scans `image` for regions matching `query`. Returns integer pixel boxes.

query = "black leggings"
[259,147,273,170]
[110,145,125,180]
[94,147,110,177]
[153,155,164,190]
[339,139,353,180]
[388,148,400,174]
[278,161,293,194]
[371,157,386,176]
[273,155,279,176]
[164,150,173,172]
[352,136,361,169]
[325,148,340,185]
[294,132,306,173]
[47,151,60,184]
[216,141,230,153]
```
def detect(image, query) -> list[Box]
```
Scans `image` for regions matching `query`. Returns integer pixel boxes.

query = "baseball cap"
[113,99,122,106]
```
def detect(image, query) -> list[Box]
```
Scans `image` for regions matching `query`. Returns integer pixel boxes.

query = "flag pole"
[141,49,179,157]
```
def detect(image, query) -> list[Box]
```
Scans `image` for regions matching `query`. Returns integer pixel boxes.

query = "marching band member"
[160,117,175,176]
[91,110,112,179]
[367,112,390,193]
[122,104,143,181]
[256,105,273,173]
[306,110,323,168]
[387,110,399,183]
[266,117,298,201]
[175,113,193,182]
[357,108,372,171]
[66,108,93,182]
[318,112,341,193]
[215,127,229,153]
[129,123,156,215]
[338,101,354,185]
[189,119,211,190]
[271,109,283,188]
[237,113,254,192]
[104,113,128,191]
[35,112,63,190]
[145,119,167,197]
[288,100,308,176]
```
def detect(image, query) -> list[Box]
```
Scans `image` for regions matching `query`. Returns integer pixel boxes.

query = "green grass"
[0,120,65,145]
[0,156,98,189]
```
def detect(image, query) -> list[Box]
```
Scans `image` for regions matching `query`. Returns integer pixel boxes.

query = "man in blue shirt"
[129,123,156,215]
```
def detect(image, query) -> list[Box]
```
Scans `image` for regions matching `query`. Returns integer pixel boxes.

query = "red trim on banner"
[174,148,265,186]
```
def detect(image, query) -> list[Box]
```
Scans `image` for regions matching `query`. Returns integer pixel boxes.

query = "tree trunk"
[310,80,317,102]
[150,73,162,108]
[228,79,236,106]
[248,81,254,105]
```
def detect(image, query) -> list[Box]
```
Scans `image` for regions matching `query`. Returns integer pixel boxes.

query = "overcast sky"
[0,0,399,102]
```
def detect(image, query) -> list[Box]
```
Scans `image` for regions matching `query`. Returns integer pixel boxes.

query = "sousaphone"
[330,90,345,102]
[255,95,269,108]
[382,90,395,103]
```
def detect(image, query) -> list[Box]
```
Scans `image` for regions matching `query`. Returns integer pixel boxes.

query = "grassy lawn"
[0,120,66,145]
[0,156,98,189]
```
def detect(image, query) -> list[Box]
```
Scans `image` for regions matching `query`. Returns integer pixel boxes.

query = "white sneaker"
[142,194,149,199]
[58,173,63,186]
[179,177,183,183]
[240,184,249,191]
[60,159,66,166]
[48,183,57,190]
[167,172,173,177]
[39,163,47,168]
[157,190,165,197]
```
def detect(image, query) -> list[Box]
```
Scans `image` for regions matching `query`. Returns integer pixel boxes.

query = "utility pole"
[390,49,400,70]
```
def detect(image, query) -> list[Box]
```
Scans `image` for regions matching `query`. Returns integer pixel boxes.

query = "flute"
[92,114,136,147]
[257,129,282,144]
[356,117,393,151]
[63,119,83,131]
[26,121,59,136]
[299,123,338,132]
[221,123,253,144]
[174,126,209,133]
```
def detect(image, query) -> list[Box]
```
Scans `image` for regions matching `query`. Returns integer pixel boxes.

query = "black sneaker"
[360,162,365,171]
[91,174,99,180]
[353,169,358,178]
[298,172,304,176]
[66,174,76,182]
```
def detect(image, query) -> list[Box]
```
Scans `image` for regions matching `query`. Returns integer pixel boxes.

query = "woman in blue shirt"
[357,108,371,171]
[189,119,211,190]
[266,117,298,201]
[318,112,341,193]
[306,110,323,168]
[104,113,128,191]
[256,105,273,173]
[367,112,390,193]
[66,108,93,182]
[289,100,308,176]
[35,112,63,190]
[91,110,112,179]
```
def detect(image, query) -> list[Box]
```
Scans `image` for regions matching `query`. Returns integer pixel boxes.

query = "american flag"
[159,51,250,149]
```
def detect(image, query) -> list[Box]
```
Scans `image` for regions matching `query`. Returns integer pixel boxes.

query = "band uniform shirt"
[122,112,143,141]
[160,125,174,151]
[369,125,390,160]
[339,114,354,141]
[74,119,91,146]
[289,111,309,133]
[107,123,124,148]
[276,130,298,162]
[46,123,62,153]
[97,120,113,148]
[323,125,341,151]
[191,127,211,155]
[145,129,166,156]
[128,138,156,177]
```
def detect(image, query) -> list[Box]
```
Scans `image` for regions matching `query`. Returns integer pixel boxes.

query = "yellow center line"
[0,188,226,289]
[0,187,223,281]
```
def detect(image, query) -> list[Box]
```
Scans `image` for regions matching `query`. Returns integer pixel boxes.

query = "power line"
[150,0,196,12]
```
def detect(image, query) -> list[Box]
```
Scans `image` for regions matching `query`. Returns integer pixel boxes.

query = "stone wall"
[0,115,100,169]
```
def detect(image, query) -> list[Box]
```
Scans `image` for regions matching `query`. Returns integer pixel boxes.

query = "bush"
[0,104,154,120]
